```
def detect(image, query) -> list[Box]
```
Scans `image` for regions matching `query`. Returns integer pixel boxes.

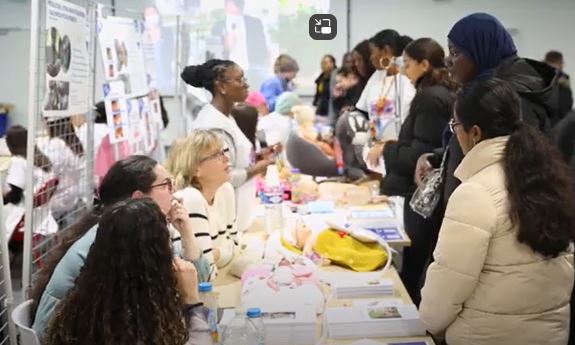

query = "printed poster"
[97,16,148,98]
[43,0,90,117]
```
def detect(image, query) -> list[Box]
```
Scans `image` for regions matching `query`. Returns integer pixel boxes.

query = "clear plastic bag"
[409,150,447,219]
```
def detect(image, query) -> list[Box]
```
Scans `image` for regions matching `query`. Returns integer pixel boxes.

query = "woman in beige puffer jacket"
[420,78,575,345]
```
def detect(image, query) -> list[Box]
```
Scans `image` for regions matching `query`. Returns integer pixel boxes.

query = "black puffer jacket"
[432,56,559,204]
[382,84,454,197]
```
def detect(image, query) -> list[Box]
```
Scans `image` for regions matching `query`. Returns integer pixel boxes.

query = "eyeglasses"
[150,178,174,192]
[199,148,231,163]
[223,76,248,85]
[448,118,462,133]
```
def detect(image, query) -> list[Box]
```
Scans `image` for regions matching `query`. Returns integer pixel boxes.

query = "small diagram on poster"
[104,98,130,144]
[43,0,90,117]
[98,16,148,98]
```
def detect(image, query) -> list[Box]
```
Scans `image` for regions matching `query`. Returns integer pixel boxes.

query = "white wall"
[349,0,575,83]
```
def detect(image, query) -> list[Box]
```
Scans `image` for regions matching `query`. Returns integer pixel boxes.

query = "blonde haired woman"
[166,130,238,280]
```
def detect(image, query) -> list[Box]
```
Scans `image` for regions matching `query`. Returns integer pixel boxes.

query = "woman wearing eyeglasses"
[419,78,575,345]
[182,60,279,233]
[166,130,238,280]
[30,155,205,338]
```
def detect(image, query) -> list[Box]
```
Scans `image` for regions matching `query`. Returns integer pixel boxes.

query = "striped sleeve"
[213,183,239,268]
[176,188,217,276]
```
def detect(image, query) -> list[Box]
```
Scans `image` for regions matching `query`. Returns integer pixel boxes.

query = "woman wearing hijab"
[414,12,560,247]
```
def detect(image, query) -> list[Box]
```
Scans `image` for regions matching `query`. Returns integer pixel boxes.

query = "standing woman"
[351,40,376,92]
[182,60,277,232]
[260,54,300,112]
[366,38,457,304]
[313,54,337,119]
[420,78,575,345]
[356,29,416,141]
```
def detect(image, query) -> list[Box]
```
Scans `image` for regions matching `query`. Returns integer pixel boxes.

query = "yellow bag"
[314,229,388,272]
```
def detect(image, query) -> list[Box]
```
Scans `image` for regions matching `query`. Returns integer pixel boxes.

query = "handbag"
[409,149,448,219]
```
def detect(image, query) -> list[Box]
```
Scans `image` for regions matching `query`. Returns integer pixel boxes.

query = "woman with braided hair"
[182,59,280,232]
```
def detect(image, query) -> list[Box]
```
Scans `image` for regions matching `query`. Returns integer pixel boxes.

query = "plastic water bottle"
[198,282,218,343]
[221,308,248,345]
[262,165,283,234]
[221,308,266,345]
[246,308,266,345]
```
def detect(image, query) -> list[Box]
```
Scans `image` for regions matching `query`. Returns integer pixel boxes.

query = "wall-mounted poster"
[98,16,148,98]
[104,98,131,144]
[43,0,90,117]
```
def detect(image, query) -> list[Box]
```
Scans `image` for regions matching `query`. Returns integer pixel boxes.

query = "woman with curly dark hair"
[31,155,205,337]
[420,78,575,345]
[44,198,211,345]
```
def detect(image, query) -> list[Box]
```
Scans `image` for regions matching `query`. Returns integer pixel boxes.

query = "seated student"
[166,130,238,279]
[31,155,204,338]
[43,198,212,345]
[4,125,57,237]
[40,117,87,226]
[4,125,53,205]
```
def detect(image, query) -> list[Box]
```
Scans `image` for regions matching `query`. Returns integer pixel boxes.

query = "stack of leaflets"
[348,206,397,228]
[325,301,426,339]
[320,272,394,298]
[220,307,317,345]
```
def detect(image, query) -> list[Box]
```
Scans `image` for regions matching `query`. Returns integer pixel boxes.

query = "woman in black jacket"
[313,55,337,118]
[366,38,457,304]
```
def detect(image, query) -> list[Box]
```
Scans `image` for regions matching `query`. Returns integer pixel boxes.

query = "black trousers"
[400,200,444,306]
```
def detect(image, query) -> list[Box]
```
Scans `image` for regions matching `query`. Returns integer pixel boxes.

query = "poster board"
[43,0,91,117]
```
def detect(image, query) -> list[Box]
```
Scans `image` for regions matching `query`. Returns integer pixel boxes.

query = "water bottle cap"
[246,308,262,318]
[198,282,213,292]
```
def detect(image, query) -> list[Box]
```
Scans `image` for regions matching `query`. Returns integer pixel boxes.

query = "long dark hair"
[404,38,459,92]
[29,155,159,319]
[47,117,84,157]
[352,40,375,83]
[369,29,412,57]
[181,59,236,95]
[456,78,575,258]
[43,198,188,345]
[231,103,259,146]
[6,125,52,172]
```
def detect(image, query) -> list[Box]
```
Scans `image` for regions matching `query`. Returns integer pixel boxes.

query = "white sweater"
[175,183,238,279]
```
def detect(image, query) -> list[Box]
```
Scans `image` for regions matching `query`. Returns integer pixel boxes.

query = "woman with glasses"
[420,78,575,345]
[44,199,212,345]
[30,155,205,338]
[166,130,238,280]
[182,59,279,232]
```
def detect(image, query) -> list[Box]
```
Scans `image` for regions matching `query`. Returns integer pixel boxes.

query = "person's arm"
[215,184,238,268]
[384,92,450,175]
[3,185,23,204]
[419,182,495,335]
[178,190,218,277]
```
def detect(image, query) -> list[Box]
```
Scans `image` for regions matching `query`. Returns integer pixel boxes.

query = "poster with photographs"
[98,16,148,98]
[43,0,90,117]
[104,98,130,144]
